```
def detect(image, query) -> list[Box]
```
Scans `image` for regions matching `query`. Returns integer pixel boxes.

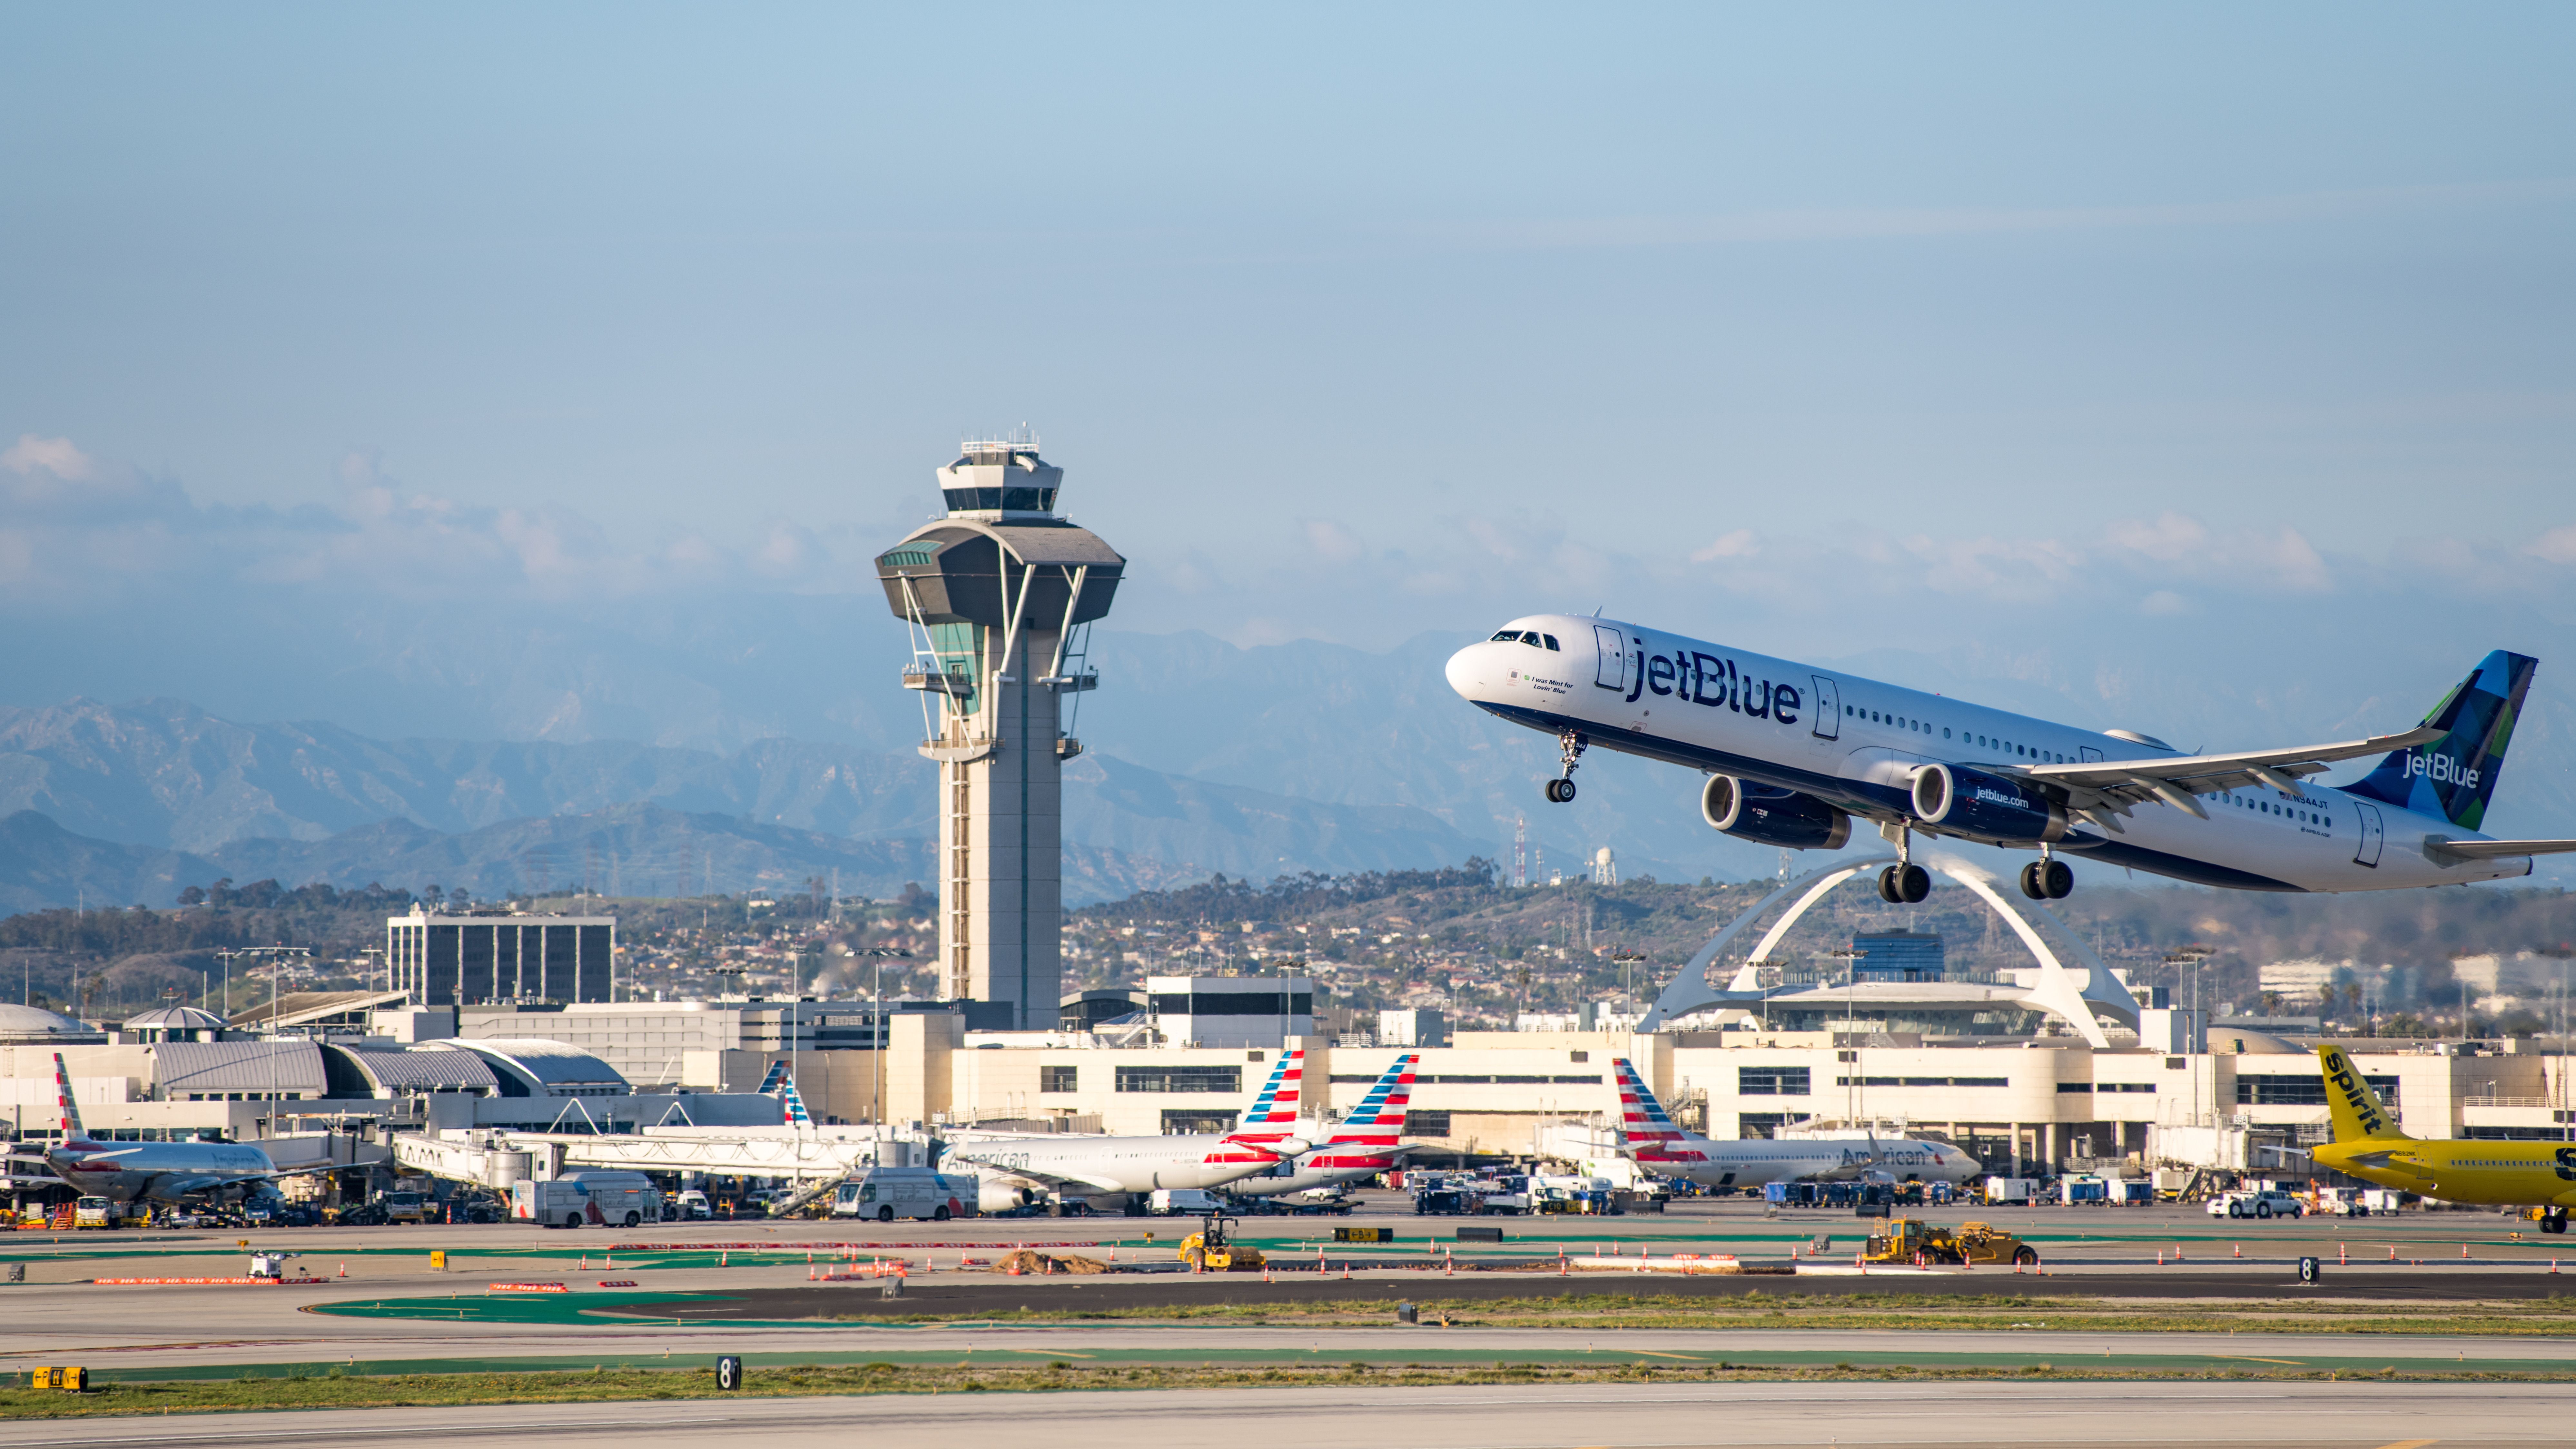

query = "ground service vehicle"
[674,1188,711,1219]
[379,1190,431,1224]
[832,1169,977,1222]
[513,1171,661,1228]
[1149,1188,1224,1216]
[2208,1188,2305,1219]
[1179,1213,1264,1272]
[1860,1218,2040,1266]
[72,1197,113,1229]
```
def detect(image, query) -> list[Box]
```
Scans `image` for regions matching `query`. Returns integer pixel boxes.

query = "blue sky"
[3,6,2572,736]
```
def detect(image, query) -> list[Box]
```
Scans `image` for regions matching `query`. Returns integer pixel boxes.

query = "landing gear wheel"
[1894,863,1930,903]
[1878,866,1903,903]
[2545,1213,2567,1235]
[2041,859,2073,899]
[1544,778,1576,803]
[2019,862,2047,900]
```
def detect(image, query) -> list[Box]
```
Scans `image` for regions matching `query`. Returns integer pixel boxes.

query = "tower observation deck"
[874,437,1125,1030]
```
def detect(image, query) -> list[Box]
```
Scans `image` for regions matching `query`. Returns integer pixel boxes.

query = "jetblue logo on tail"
[2346,649,2536,832]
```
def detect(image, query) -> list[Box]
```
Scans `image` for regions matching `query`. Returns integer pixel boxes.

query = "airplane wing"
[2424,837,2576,861]
[2013,726,2444,826]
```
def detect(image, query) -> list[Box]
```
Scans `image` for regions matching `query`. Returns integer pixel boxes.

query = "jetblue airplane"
[1448,620,2575,900]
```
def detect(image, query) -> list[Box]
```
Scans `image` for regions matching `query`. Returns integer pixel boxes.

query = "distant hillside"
[0,699,1502,906]
[0,803,1212,911]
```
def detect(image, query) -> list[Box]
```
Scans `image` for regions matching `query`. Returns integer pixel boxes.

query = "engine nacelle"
[1910,764,2069,845]
[1701,775,1851,850]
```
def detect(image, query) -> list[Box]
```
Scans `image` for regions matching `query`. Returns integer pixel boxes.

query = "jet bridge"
[392,1126,937,1193]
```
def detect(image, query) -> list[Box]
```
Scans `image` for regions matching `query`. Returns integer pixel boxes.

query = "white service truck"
[833,1168,979,1222]
[512,1171,662,1229]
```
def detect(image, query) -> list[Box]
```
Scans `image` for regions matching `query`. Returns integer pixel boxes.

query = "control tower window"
[943,486,1058,512]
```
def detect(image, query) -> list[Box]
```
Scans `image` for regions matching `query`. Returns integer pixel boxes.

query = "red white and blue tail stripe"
[1307,1053,1419,1169]
[1612,1057,1691,1153]
[1208,1050,1306,1164]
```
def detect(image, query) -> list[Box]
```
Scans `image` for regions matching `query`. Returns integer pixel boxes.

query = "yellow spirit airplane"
[2310,1043,2576,1233]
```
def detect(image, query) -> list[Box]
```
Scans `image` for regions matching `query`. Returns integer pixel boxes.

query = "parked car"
[2208,1188,2305,1219]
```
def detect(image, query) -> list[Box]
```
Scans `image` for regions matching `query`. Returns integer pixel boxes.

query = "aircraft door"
[1809,675,1841,739]
[2079,747,2104,763]
[1592,626,1629,692]
[2351,801,2384,868]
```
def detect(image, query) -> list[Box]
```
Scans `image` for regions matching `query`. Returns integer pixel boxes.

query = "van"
[673,1188,711,1220]
[1146,1188,1224,1217]
[834,1168,979,1222]
[512,1171,663,1229]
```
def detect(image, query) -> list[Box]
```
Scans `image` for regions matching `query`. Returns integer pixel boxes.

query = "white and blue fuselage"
[1446,615,2534,893]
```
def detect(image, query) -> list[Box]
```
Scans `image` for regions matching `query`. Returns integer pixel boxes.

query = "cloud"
[1301,518,1367,563]
[2528,526,2576,566]
[2,435,94,479]
[1689,529,1759,563]
[2140,589,2193,616]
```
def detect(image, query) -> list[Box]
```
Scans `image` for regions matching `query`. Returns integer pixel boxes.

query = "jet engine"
[1910,764,2069,845]
[1701,775,1851,850]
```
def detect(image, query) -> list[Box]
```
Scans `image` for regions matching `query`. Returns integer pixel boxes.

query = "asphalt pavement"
[0,1380,2564,1447]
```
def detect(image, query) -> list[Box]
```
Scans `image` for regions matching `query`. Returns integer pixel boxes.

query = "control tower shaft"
[874,439,1125,1030]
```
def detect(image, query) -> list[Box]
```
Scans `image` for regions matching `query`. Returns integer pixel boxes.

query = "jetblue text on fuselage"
[1616,642,1801,725]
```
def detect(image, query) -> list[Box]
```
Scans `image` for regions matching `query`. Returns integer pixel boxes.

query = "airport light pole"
[859,948,912,1127]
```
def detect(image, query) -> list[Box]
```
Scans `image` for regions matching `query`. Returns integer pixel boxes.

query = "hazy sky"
[5,4,2572,663]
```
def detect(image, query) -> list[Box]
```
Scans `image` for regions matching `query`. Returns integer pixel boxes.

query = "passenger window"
[1943,728,1951,739]
[1544,634,1560,650]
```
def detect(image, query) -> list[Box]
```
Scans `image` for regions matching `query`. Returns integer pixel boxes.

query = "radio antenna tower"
[1513,813,1528,889]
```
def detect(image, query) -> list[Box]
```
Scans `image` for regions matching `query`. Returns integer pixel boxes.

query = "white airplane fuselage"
[939,1134,1277,1197]
[44,1140,281,1204]
[1633,1135,1979,1190]
[1447,616,2532,893]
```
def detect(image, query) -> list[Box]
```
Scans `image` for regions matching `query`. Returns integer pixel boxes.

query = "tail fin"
[51,1053,88,1144]
[2343,650,2537,831]
[2316,1045,2408,1142]
[1239,1049,1305,1129]
[759,1060,810,1127]
[1611,1058,1686,1148]
[1325,1054,1418,1145]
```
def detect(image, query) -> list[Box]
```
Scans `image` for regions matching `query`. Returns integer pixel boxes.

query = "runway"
[0,1380,2565,1447]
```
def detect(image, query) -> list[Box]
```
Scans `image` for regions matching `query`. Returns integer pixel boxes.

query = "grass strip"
[9,1358,2576,1421]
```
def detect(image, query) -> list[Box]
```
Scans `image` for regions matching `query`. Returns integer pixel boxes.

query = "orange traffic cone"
[337,1262,347,1278]
[2553,1259,2561,1275]
[2156,1249,2164,1265]
[2232,1243,2241,1258]
[2462,1243,2472,1260]
[2339,1243,2348,1265]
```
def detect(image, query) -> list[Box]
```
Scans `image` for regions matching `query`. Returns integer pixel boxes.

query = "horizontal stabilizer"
[2423,837,2576,862]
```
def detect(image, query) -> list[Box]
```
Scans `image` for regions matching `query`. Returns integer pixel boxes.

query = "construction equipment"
[1178,1213,1266,1272]
[1859,1218,2039,1266]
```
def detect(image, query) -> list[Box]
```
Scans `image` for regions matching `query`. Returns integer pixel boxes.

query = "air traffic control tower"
[874,438,1124,1030]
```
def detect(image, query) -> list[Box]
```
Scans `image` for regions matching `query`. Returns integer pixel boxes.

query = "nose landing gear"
[1543,729,1587,803]
[2019,856,2074,900]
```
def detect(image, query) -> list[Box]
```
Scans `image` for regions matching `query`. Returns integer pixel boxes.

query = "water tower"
[874,436,1125,1029]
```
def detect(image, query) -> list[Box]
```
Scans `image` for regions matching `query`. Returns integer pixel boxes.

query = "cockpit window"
[1543,634,1560,650]
[1490,630,1518,642]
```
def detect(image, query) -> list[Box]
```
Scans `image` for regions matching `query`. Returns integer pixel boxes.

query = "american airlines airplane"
[1449,622,2574,900]
[7,1054,313,1204]
[1228,1053,1421,1197]
[939,1051,1316,1208]
[1608,1058,1978,1190]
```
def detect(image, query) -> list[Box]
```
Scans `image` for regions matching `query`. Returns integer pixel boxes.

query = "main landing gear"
[1877,826,1930,903]
[2019,854,2074,901]
[1543,729,1587,803]
[2543,1209,2568,1236]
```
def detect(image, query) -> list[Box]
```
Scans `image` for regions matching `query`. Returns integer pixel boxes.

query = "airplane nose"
[1444,643,1485,699]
